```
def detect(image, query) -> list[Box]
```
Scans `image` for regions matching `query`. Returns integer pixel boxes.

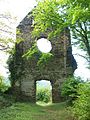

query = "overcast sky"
[0,0,90,80]
[0,0,36,77]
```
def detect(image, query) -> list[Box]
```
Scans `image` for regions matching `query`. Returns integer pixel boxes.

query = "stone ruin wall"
[10,12,77,103]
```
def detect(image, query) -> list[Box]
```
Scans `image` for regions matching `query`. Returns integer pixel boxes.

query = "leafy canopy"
[32,0,90,62]
[33,0,90,37]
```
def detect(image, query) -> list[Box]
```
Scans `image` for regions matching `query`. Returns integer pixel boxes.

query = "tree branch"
[74,53,90,62]
[0,44,10,51]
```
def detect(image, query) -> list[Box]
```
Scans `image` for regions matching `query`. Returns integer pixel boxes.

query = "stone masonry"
[10,12,77,103]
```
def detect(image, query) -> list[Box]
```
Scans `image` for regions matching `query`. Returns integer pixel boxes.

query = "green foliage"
[22,43,39,59]
[0,94,15,109]
[7,45,23,86]
[0,75,9,93]
[61,77,82,104]
[37,53,53,67]
[0,75,12,109]
[0,102,73,120]
[7,54,16,86]
[36,87,52,103]
[32,0,90,62]
[72,82,90,120]
[32,0,90,37]
[32,0,65,39]
[16,29,24,44]
[23,42,53,67]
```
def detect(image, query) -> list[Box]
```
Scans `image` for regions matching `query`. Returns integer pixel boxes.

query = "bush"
[61,76,82,104]
[72,82,90,120]
[0,75,9,93]
[0,93,15,109]
[36,88,51,103]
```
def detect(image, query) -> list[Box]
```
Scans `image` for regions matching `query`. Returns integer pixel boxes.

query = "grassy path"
[0,102,73,120]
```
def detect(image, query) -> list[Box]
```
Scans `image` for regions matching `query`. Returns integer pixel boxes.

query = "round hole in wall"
[37,38,52,53]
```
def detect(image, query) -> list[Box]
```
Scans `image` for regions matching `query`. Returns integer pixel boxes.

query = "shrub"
[61,76,82,104]
[0,75,13,109]
[36,88,51,103]
[0,75,9,93]
[72,82,90,120]
[0,93,15,109]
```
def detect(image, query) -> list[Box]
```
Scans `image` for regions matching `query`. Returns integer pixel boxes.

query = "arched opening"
[37,38,52,53]
[36,80,52,105]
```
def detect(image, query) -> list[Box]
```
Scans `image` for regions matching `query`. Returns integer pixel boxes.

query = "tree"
[61,76,83,104]
[0,13,16,52]
[73,82,90,120]
[32,0,90,63]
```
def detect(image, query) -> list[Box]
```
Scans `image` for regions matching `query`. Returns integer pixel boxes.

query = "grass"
[0,102,73,120]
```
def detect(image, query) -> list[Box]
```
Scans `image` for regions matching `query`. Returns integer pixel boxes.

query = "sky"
[0,0,36,23]
[0,0,90,80]
[37,38,52,53]
[0,0,37,77]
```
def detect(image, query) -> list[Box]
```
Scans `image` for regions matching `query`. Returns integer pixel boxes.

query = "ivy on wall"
[23,42,53,68]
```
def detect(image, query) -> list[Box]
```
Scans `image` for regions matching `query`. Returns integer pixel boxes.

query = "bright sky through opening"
[37,38,52,53]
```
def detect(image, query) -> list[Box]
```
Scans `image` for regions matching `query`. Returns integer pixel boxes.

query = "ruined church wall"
[12,12,76,102]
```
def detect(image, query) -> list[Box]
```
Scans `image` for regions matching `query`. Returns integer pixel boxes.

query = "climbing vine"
[23,42,53,67]
[37,52,53,67]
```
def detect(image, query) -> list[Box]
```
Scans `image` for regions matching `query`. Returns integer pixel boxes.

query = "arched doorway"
[36,80,52,104]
